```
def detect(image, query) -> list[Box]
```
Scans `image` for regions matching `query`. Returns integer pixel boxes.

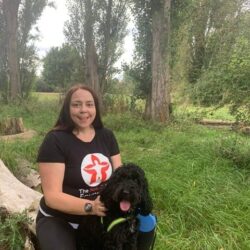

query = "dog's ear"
[139,176,153,215]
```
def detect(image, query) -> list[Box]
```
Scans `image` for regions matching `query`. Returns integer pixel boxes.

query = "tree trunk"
[83,0,100,98]
[150,0,171,122]
[99,0,112,96]
[2,0,21,101]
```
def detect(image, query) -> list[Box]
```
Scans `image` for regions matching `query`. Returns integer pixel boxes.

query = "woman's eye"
[71,103,81,108]
[87,103,95,107]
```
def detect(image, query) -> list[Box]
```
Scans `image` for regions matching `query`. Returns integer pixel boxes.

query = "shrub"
[215,135,250,171]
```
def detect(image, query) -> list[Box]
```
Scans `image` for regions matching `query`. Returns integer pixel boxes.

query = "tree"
[175,0,247,86]
[0,0,51,101]
[42,44,85,91]
[64,0,128,101]
[0,1,8,100]
[169,0,250,123]
[2,0,21,101]
[129,0,172,122]
[150,0,171,122]
[128,0,152,117]
[83,0,99,94]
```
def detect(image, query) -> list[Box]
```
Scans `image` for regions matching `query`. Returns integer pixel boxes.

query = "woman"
[36,84,155,249]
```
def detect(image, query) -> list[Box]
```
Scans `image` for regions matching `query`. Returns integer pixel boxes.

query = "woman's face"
[69,88,96,130]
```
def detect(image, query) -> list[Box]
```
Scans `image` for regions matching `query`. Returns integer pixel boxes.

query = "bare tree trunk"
[83,0,100,98]
[99,0,112,96]
[150,0,171,122]
[2,0,21,101]
[86,41,100,94]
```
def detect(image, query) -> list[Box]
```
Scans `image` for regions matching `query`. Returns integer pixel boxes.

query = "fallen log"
[15,158,41,190]
[0,159,42,235]
[198,119,235,126]
[198,119,250,135]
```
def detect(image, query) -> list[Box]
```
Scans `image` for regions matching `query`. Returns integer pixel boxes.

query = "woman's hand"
[92,196,107,216]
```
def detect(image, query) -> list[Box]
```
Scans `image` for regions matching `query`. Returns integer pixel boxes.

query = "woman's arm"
[39,162,106,216]
[111,153,122,170]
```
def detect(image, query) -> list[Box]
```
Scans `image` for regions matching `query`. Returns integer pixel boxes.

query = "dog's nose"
[123,190,129,194]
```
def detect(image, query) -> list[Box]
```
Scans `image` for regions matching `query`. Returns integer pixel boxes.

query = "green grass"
[0,96,250,249]
[174,104,235,121]
[118,126,250,249]
[0,212,31,250]
[31,92,61,102]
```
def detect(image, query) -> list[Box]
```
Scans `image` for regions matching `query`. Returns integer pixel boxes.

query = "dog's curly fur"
[78,163,153,250]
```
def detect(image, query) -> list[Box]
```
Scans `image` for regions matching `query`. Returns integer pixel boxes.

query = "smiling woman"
[35,83,123,249]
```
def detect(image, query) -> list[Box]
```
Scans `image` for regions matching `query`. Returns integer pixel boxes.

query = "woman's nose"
[79,104,87,112]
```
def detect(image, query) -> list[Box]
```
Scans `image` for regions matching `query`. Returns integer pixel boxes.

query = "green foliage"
[103,93,145,114]
[190,69,224,106]
[215,135,250,171]
[186,0,244,84]
[103,112,150,131]
[0,212,31,250]
[127,0,152,98]
[18,0,50,98]
[171,0,250,123]
[174,104,235,122]
[41,44,84,91]
[189,23,250,121]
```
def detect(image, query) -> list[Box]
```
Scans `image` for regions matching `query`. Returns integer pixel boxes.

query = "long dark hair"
[53,84,103,131]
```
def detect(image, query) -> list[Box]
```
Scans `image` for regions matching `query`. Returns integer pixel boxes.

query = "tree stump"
[0,117,25,135]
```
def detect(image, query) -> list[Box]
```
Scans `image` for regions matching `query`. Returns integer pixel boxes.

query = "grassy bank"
[0,97,249,249]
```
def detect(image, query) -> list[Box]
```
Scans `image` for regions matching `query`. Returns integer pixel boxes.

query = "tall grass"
[107,114,250,249]
[0,96,249,249]
[0,212,31,250]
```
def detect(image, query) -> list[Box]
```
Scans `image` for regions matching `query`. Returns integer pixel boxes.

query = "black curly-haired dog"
[78,163,153,250]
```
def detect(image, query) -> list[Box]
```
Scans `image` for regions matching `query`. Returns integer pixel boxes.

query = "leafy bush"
[215,135,250,170]
[189,69,224,106]
[189,35,250,124]
[0,212,31,250]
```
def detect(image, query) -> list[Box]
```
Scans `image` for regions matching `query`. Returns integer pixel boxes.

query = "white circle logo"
[81,153,112,187]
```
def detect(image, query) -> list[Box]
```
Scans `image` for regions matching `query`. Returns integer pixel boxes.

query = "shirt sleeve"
[37,131,66,163]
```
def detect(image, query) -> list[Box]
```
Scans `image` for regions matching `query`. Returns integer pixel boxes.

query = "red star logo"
[83,154,110,184]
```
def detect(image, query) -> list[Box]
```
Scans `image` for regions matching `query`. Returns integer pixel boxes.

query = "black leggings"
[36,212,156,250]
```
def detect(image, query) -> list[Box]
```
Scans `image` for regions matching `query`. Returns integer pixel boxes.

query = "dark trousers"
[36,212,156,250]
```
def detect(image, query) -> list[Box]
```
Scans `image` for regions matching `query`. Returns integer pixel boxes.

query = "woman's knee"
[36,216,77,250]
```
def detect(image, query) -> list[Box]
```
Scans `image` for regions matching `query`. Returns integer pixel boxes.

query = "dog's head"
[100,163,153,216]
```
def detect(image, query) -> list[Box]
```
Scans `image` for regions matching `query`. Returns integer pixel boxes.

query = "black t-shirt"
[37,127,120,223]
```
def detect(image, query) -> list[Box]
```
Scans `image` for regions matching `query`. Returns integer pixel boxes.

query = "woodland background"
[0,0,250,249]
